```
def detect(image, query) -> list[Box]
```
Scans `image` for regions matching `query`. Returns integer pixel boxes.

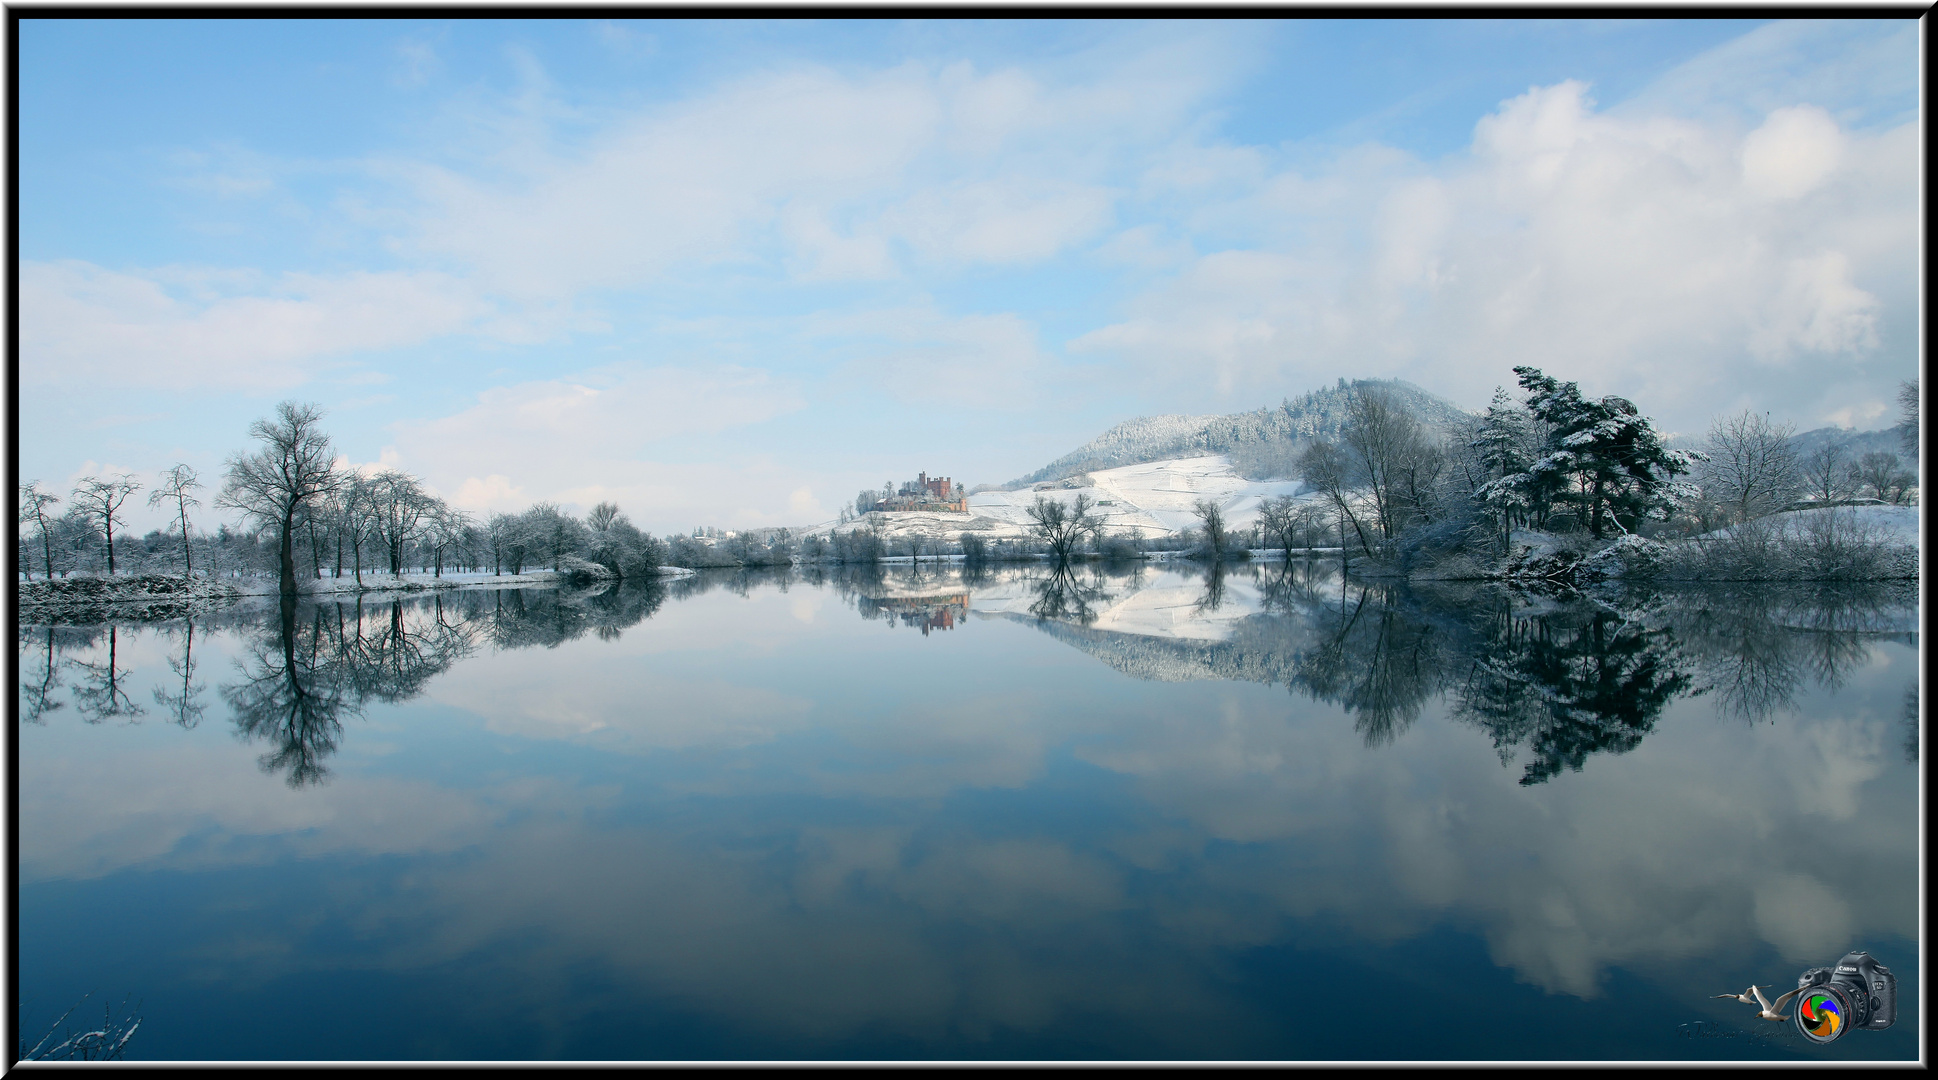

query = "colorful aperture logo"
[1797,991,1843,1041]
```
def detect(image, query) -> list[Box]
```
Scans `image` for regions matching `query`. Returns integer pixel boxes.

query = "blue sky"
[15,18,1920,535]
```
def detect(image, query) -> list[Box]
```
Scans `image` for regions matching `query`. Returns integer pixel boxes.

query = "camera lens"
[1795,987,1853,1044]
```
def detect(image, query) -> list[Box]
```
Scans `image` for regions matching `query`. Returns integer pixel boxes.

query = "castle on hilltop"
[873,472,968,513]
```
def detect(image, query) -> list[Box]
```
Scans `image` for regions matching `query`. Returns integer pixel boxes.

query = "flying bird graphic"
[1753,984,1806,1021]
[1712,984,1805,1021]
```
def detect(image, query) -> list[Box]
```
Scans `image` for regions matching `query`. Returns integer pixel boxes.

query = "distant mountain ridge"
[1661,424,1916,476]
[1008,378,1475,486]
[1787,425,1912,463]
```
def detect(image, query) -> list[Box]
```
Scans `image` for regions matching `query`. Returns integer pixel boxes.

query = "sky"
[12,17,1922,536]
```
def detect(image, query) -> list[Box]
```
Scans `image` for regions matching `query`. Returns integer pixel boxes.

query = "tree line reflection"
[18,567,1917,790]
[18,580,668,787]
[1004,560,1916,785]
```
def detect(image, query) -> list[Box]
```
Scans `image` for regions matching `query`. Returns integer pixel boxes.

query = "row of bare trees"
[20,402,665,592]
[1686,406,1918,532]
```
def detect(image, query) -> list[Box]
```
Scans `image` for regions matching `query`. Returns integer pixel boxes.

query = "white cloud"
[1091,224,1196,271]
[380,46,1232,299]
[880,178,1116,265]
[810,301,1052,408]
[392,64,947,299]
[1741,105,1844,199]
[1752,872,1854,965]
[1820,401,1888,430]
[383,363,811,527]
[19,730,496,882]
[1749,251,1879,359]
[19,260,490,391]
[18,37,1239,438]
[778,203,898,282]
[1068,78,1914,430]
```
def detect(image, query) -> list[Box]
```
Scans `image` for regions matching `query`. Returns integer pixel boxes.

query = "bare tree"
[338,475,380,586]
[1342,387,1430,540]
[1193,498,1230,559]
[426,505,472,577]
[587,501,622,532]
[364,470,433,575]
[1853,451,1913,504]
[522,502,583,571]
[71,474,141,576]
[1256,495,1300,561]
[300,498,327,579]
[1297,440,1372,554]
[486,512,520,575]
[218,402,340,596]
[19,481,61,580]
[1800,442,1856,505]
[1025,493,1099,563]
[146,464,203,577]
[315,481,355,579]
[1699,410,1799,524]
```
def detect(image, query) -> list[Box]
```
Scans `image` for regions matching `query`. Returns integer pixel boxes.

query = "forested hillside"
[1008,378,1474,486]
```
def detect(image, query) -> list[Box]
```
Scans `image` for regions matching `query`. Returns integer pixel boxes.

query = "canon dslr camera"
[1793,950,1896,1044]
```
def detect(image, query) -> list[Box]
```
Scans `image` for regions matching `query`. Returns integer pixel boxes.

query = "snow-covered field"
[810,455,1317,541]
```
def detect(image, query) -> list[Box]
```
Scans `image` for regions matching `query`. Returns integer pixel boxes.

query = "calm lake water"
[15,563,1921,1061]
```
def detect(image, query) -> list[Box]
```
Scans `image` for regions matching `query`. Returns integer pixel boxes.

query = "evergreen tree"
[1509,366,1698,539]
[1470,387,1539,548]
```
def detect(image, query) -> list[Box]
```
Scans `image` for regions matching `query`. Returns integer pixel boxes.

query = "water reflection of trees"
[20,581,675,784]
[1646,583,1913,719]
[664,567,798,605]
[225,597,360,787]
[69,626,145,724]
[1298,585,1449,748]
[971,561,1913,785]
[152,621,208,728]
[227,582,672,785]
[1031,563,1112,625]
[1256,557,1339,617]
[224,594,472,787]
[437,581,669,652]
[18,626,76,724]
[1452,599,1694,784]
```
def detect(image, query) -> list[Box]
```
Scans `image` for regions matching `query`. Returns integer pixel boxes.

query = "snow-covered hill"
[1786,425,1914,465]
[1008,377,1473,486]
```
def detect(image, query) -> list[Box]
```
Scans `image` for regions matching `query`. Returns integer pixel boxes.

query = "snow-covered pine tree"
[1470,387,1538,546]
[1509,366,1699,539]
